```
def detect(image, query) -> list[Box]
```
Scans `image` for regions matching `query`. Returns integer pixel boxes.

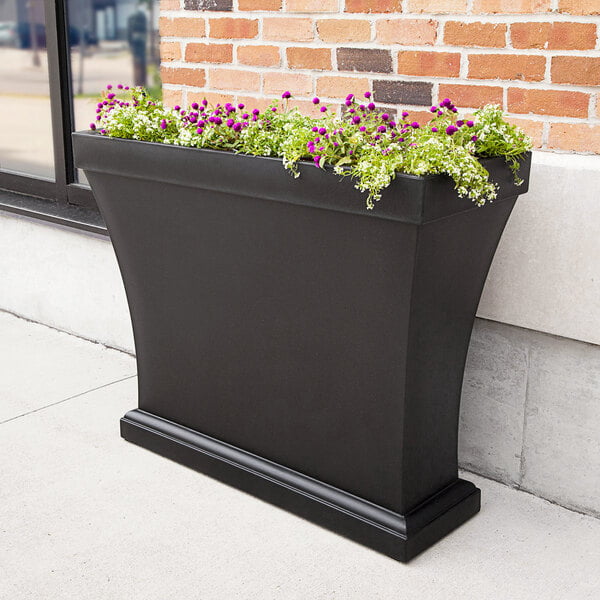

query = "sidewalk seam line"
[0,374,137,426]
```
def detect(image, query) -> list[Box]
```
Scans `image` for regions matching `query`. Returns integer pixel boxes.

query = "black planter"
[73,131,531,562]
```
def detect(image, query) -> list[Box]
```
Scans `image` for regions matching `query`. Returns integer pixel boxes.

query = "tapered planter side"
[74,131,531,562]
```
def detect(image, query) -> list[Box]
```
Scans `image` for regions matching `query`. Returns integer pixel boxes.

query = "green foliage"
[93,88,532,209]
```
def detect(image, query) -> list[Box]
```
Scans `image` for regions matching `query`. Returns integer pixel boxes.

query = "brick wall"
[159,0,600,154]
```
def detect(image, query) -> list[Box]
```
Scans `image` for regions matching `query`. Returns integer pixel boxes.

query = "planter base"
[121,409,481,562]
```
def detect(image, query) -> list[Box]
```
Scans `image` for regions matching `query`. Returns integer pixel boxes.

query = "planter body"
[74,132,531,561]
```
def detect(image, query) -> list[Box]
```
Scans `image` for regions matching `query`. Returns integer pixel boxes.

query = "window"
[0,0,161,209]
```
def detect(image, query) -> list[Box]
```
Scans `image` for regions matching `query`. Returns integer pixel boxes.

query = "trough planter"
[73,131,531,562]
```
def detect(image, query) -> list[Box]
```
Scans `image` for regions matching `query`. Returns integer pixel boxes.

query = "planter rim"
[73,131,530,225]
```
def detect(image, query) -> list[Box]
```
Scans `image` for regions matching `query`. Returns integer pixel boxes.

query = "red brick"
[287,0,339,11]
[287,47,331,70]
[345,0,401,13]
[209,69,260,92]
[548,123,600,153]
[209,18,258,40]
[473,0,552,13]
[505,116,544,147]
[262,18,314,41]
[159,17,205,38]
[187,91,233,109]
[160,42,181,62]
[234,96,273,113]
[161,0,180,9]
[237,45,280,67]
[508,88,589,117]
[397,51,461,77]
[376,19,437,45]
[238,0,282,9]
[558,0,600,14]
[444,21,506,47]
[468,53,545,81]
[337,48,393,73]
[185,43,233,63]
[317,19,371,42]
[316,76,370,99]
[511,22,597,50]
[551,56,600,86]
[161,67,206,87]
[408,0,468,13]
[438,84,504,107]
[161,88,184,108]
[263,72,313,96]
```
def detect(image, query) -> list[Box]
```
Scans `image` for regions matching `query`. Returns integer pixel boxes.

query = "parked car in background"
[0,22,18,46]
[15,22,97,49]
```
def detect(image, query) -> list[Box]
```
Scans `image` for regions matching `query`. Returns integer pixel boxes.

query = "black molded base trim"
[121,409,481,562]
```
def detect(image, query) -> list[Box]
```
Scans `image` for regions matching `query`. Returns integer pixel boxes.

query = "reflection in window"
[0,0,54,179]
[69,0,161,137]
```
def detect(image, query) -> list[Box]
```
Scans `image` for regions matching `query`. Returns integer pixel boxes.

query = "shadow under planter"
[73,131,531,562]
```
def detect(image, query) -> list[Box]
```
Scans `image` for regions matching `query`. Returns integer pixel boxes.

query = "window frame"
[0,0,101,210]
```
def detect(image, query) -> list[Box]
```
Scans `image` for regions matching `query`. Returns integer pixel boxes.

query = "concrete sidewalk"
[1,310,599,599]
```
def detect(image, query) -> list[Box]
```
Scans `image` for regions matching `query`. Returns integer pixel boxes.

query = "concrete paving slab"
[0,310,135,423]
[1,372,599,599]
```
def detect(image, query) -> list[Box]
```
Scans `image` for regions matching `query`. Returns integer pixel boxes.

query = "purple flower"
[233,122,242,132]
[431,126,438,132]
[352,115,361,124]
[160,119,167,130]
[252,108,260,115]
[238,103,245,109]
[359,104,366,111]
[313,155,321,164]
[471,135,478,142]
[346,93,354,101]
[226,118,235,127]
[106,84,112,90]
[271,107,277,112]
[196,127,204,134]
[312,126,319,132]
[440,98,450,107]
[191,102,199,110]
[97,102,103,108]
[345,99,353,107]
[437,110,443,116]
[319,127,327,135]
[377,125,386,133]
[430,106,437,113]
[312,97,320,104]
[411,122,420,129]
[117,84,123,89]
[402,111,409,118]
[320,106,327,112]
[359,126,366,132]
[107,93,115,100]
[381,113,389,121]
[174,105,180,111]
[89,123,96,130]
[364,91,371,98]
[457,120,464,127]
[281,91,291,99]
[202,99,208,106]
[368,102,376,110]
[389,120,396,128]
[467,120,474,127]
[446,125,458,135]
[242,113,249,119]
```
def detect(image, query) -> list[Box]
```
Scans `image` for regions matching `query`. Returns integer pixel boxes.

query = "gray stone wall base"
[460,319,600,518]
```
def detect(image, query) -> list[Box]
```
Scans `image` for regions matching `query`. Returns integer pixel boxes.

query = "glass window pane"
[0,0,54,179]
[68,0,161,183]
